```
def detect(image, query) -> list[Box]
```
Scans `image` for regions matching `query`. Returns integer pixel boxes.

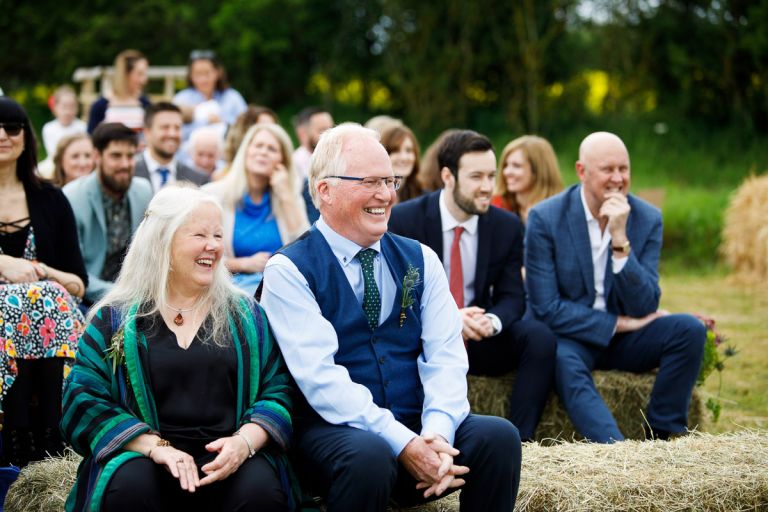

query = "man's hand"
[398,436,444,484]
[616,310,669,333]
[415,432,469,498]
[459,307,493,341]
[599,192,631,241]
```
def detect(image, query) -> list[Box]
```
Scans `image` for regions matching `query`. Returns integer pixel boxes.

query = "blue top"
[232,191,282,258]
[261,217,469,456]
[172,87,247,142]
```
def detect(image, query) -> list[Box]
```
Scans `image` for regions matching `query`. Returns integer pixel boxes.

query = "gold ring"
[177,458,184,463]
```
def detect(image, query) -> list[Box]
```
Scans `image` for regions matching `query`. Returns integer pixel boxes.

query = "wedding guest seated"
[492,135,564,222]
[261,123,520,511]
[204,123,308,295]
[389,130,556,441]
[217,105,278,179]
[87,50,150,134]
[51,133,94,187]
[41,85,86,163]
[63,123,152,306]
[380,123,423,203]
[525,131,706,443]
[60,186,296,511]
[189,126,224,176]
[173,50,247,146]
[0,98,87,467]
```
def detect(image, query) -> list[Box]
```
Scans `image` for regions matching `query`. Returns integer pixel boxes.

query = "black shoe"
[0,428,35,467]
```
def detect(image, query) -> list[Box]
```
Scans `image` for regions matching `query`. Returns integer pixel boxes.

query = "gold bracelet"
[147,437,172,458]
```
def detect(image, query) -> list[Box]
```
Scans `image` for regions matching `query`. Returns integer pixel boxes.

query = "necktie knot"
[157,167,170,186]
[454,226,465,238]
[356,248,380,330]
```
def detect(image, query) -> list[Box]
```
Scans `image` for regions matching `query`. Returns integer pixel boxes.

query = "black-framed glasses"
[326,175,403,191]
[0,123,23,137]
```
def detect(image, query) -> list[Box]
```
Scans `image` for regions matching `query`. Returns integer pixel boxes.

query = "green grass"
[660,270,768,433]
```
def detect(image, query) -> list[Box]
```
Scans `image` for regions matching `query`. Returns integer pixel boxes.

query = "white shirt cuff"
[422,411,457,446]
[485,313,502,336]
[612,255,629,274]
[386,421,419,457]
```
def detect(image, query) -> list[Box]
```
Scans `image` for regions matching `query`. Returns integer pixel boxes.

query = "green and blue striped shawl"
[60,297,296,511]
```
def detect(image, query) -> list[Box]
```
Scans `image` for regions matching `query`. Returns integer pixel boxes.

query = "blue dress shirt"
[261,217,469,456]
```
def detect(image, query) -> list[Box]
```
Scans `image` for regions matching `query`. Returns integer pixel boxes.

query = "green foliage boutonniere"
[106,327,125,373]
[399,265,421,327]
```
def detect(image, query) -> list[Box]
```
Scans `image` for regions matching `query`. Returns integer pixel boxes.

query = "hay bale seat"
[468,370,704,442]
[8,432,767,511]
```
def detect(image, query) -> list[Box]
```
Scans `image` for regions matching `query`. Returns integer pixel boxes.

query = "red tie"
[450,226,465,308]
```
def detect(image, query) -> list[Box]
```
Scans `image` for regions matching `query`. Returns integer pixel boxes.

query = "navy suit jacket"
[524,184,662,348]
[388,191,525,331]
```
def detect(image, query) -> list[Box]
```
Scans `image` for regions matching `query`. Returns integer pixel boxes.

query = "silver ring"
[177,458,184,463]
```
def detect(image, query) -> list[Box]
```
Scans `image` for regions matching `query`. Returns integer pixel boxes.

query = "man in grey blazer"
[525,132,706,443]
[63,123,152,305]
[133,102,209,193]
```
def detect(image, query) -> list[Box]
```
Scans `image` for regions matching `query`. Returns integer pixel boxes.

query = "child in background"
[42,86,87,159]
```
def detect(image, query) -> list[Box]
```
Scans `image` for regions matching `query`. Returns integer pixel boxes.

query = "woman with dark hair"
[380,123,423,203]
[87,49,151,133]
[51,133,94,187]
[0,98,87,467]
[418,129,460,192]
[173,50,247,144]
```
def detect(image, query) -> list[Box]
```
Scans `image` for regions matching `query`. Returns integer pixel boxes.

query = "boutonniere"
[106,327,125,373]
[399,264,421,327]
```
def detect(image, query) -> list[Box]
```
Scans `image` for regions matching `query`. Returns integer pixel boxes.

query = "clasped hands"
[399,431,469,499]
[459,307,493,342]
[0,255,47,283]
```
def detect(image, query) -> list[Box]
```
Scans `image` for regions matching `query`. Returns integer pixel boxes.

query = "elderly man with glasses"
[260,123,521,512]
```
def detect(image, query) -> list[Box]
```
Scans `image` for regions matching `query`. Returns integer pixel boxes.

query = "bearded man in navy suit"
[525,131,706,443]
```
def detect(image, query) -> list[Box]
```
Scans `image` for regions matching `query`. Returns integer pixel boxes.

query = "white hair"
[88,185,250,346]
[189,126,223,153]
[308,122,379,208]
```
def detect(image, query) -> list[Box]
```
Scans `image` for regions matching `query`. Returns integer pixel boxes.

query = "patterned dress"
[0,226,85,409]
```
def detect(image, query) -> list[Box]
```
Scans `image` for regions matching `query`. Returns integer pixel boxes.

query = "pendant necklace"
[166,303,197,326]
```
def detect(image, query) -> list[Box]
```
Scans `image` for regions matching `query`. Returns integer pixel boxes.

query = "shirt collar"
[316,216,381,267]
[143,149,176,174]
[579,185,598,225]
[439,190,479,235]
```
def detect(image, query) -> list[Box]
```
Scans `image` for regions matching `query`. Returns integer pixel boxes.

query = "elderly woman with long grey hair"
[60,186,297,511]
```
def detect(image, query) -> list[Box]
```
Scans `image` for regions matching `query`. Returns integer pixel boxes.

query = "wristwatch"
[612,240,631,255]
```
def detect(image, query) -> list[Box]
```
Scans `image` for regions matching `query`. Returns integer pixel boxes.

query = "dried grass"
[721,174,768,283]
[468,370,703,442]
[4,450,79,512]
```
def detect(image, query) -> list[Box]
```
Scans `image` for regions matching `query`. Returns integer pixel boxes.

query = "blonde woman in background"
[51,133,94,187]
[203,123,308,295]
[87,50,150,133]
[492,135,564,222]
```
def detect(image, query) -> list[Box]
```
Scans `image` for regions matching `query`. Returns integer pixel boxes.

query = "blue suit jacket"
[63,172,153,303]
[524,184,662,347]
[388,191,525,330]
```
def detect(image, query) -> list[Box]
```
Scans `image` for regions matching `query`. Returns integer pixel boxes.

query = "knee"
[522,321,557,360]
[669,314,707,356]
[334,435,397,484]
[103,458,163,509]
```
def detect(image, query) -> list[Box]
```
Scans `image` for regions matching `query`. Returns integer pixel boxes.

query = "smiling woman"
[61,186,298,511]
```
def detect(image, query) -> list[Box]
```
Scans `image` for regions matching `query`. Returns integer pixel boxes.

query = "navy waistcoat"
[280,227,425,422]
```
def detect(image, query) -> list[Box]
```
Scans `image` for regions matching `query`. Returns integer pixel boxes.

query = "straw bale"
[468,370,703,441]
[721,174,768,282]
[517,430,768,511]
[4,450,79,512]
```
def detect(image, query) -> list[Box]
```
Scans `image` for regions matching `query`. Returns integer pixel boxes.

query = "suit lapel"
[475,213,491,301]
[87,174,107,236]
[425,193,444,261]
[566,186,595,301]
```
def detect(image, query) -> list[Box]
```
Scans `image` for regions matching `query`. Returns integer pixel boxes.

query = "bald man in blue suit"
[525,132,706,443]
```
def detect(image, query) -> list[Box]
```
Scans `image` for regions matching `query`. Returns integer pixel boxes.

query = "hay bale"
[468,370,703,441]
[517,430,768,511]
[721,174,768,282]
[4,450,80,512]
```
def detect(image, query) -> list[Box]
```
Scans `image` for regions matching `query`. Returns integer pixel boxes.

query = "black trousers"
[102,454,287,512]
[466,318,556,441]
[294,414,521,512]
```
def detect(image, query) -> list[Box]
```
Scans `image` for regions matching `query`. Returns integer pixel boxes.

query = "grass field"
[660,270,768,433]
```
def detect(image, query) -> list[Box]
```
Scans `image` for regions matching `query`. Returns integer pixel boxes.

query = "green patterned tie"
[356,248,381,331]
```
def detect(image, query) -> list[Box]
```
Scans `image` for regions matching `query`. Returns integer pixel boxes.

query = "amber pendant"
[173,313,184,326]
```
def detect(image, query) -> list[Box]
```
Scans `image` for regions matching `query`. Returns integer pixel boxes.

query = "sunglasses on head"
[0,123,23,136]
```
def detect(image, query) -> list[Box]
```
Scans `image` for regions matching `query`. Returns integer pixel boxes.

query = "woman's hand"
[269,164,294,202]
[149,445,201,493]
[198,435,250,485]
[0,255,40,283]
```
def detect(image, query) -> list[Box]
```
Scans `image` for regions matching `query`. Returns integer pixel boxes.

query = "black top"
[0,223,30,258]
[142,314,238,465]
[3,182,88,286]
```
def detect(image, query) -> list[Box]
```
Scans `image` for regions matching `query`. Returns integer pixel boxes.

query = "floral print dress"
[0,226,85,410]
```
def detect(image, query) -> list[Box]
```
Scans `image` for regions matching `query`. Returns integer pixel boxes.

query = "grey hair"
[189,126,223,153]
[308,122,380,208]
[216,122,297,211]
[88,185,250,347]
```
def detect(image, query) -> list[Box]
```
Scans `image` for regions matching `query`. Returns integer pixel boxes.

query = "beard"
[100,168,132,195]
[453,185,489,216]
